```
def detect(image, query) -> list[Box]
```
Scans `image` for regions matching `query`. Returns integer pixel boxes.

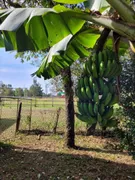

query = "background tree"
[24,88,31,97]
[0,84,14,96]
[29,78,43,97]
[14,88,24,97]
[119,51,135,158]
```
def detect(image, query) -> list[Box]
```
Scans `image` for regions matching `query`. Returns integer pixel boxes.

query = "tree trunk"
[86,28,111,136]
[61,67,75,148]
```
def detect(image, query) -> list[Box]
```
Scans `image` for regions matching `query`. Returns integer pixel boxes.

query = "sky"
[0,48,50,92]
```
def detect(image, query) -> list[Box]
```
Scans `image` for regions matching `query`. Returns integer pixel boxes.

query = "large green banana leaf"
[33,28,100,79]
[0,6,85,51]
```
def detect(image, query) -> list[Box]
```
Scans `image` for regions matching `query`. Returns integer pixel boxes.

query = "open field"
[0,97,85,140]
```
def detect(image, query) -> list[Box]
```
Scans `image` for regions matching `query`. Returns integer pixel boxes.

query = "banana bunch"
[76,49,121,129]
[83,50,122,78]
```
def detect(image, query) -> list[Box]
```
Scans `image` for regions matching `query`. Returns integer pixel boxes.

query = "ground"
[0,98,135,179]
[0,131,135,180]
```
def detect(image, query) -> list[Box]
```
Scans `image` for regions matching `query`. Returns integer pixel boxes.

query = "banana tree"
[0,0,135,147]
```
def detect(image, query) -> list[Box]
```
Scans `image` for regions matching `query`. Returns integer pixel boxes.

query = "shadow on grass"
[0,145,135,180]
[76,146,127,155]
[0,118,15,134]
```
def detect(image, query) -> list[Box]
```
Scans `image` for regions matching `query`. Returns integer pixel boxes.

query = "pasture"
[0,97,135,180]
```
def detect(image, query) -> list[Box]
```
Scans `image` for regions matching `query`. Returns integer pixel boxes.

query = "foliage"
[119,54,135,159]
[0,81,44,97]
[29,78,43,97]
[14,88,24,97]
[0,83,14,96]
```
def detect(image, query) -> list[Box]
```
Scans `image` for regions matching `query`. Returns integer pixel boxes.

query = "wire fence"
[0,96,86,137]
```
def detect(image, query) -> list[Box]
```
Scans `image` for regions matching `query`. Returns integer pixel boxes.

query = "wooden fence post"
[29,99,32,131]
[15,102,22,134]
[53,107,61,134]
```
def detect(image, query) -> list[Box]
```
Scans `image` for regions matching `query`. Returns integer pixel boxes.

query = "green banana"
[104,60,111,77]
[83,102,89,115]
[104,92,112,106]
[88,103,95,116]
[89,76,93,89]
[92,62,98,78]
[87,58,92,74]
[109,94,119,105]
[108,60,117,77]
[83,63,89,75]
[87,116,97,125]
[94,103,98,115]
[81,87,88,100]
[99,103,105,115]
[79,77,84,88]
[76,88,84,101]
[103,107,113,119]
[93,92,99,104]
[92,81,99,93]
[85,86,92,99]
[97,113,102,122]
[108,82,115,94]
[77,101,84,114]
[101,82,109,101]
[83,76,89,88]
[99,61,105,77]
[76,113,89,123]
[98,78,104,94]
[76,113,96,125]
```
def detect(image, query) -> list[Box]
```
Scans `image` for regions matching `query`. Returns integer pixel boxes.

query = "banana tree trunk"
[61,67,75,148]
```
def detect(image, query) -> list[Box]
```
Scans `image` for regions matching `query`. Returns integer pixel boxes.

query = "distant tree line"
[0,79,45,97]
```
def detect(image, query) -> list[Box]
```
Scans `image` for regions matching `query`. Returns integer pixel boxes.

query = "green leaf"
[0,7,85,51]
[0,33,5,47]
[84,0,109,11]
[16,24,35,51]
[54,5,85,35]
[42,12,70,46]
[76,29,100,48]
[53,0,86,4]
[25,16,49,50]
[33,28,99,79]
